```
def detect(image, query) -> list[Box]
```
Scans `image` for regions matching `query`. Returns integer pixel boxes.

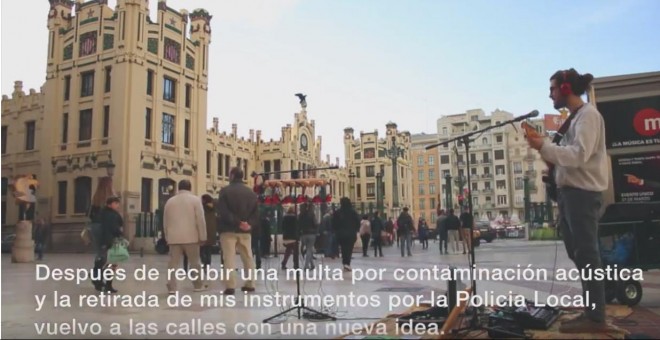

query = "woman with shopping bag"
[88,177,115,291]
[97,196,126,293]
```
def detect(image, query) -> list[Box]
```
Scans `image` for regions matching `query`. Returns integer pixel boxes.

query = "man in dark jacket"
[397,207,414,257]
[217,167,259,295]
[33,218,47,260]
[320,211,335,258]
[299,203,318,270]
[332,197,360,271]
[445,209,461,254]
[98,196,124,293]
[370,211,384,257]
[436,209,448,254]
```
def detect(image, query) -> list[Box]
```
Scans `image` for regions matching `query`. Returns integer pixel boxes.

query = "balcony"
[481,173,493,178]
[526,170,538,177]
[482,188,493,194]
[481,159,492,164]
[524,154,535,161]
[457,161,465,167]
[483,203,494,209]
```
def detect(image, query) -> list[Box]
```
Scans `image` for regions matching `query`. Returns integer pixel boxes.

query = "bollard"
[12,220,35,263]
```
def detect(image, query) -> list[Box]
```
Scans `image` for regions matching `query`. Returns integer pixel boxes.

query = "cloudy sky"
[2,0,659,162]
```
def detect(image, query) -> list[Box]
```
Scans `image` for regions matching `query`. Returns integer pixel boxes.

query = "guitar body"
[521,121,558,202]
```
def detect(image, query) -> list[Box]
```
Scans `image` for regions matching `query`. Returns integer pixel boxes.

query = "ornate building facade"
[343,122,413,219]
[1,0,346,250]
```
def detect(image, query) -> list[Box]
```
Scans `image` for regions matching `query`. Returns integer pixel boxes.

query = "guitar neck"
[521,120,554,169]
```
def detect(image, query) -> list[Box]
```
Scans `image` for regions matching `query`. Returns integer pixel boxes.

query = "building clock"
[300,134,308,151]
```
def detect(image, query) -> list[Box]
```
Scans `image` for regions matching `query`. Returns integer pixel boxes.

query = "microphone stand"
[425,111,537,331]
[261,166,338,324]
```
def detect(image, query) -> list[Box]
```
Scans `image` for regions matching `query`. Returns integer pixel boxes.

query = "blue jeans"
[324,233,338,257]
[34,242,44,260]
[400,233,412,256]
[302,234,316,269]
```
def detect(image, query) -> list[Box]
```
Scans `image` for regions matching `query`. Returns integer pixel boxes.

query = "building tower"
[39,0,212,249]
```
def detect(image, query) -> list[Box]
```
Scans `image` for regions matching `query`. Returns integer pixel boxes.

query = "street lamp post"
[445,174,452,209]
[386,136,404,217]
[545,187,553,223]
[523,175,531,225]
[348,171,356,202]
[375,170,384,216]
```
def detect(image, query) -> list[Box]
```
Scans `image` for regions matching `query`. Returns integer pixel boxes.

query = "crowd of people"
[83,165,479,296]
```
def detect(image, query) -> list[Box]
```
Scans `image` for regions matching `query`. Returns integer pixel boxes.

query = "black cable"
[549,233,560,295]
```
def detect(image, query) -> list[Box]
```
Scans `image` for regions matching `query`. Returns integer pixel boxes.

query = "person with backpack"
[359,215,371,257]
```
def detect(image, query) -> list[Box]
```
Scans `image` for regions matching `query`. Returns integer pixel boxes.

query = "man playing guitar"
[526,68,609,333]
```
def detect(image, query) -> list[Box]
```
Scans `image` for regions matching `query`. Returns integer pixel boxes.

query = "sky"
[1,0,659,163]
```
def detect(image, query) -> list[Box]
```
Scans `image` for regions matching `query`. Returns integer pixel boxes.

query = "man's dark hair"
[201,194,213,205]
[178,179,192,191]
[448,208,455,215]
[106,196,120,205]
[230,167,244,181]
[403,207,409,212]
[550,68,595,96]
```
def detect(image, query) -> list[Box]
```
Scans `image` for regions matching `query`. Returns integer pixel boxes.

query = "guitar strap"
[552,106,582,145]
[544,105,583,205]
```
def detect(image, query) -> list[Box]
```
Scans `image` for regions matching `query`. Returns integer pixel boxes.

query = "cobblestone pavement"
[2,239,658,338]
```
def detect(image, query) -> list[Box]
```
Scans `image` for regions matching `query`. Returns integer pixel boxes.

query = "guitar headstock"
[520,121,541,138]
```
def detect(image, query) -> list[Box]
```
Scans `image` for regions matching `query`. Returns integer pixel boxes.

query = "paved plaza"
[2,239,659,338]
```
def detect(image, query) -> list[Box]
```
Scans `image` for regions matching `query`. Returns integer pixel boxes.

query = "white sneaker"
[343,265,352,272]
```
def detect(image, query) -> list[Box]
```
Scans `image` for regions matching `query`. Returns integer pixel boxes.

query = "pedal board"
[396,306,448,329]
[485,325,528,339]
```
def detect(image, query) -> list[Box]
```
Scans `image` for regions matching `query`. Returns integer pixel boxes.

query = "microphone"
[513,110,540,122]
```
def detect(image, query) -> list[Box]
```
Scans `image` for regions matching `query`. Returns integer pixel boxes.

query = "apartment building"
[435,109,547,220]
[410,133,442,224]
